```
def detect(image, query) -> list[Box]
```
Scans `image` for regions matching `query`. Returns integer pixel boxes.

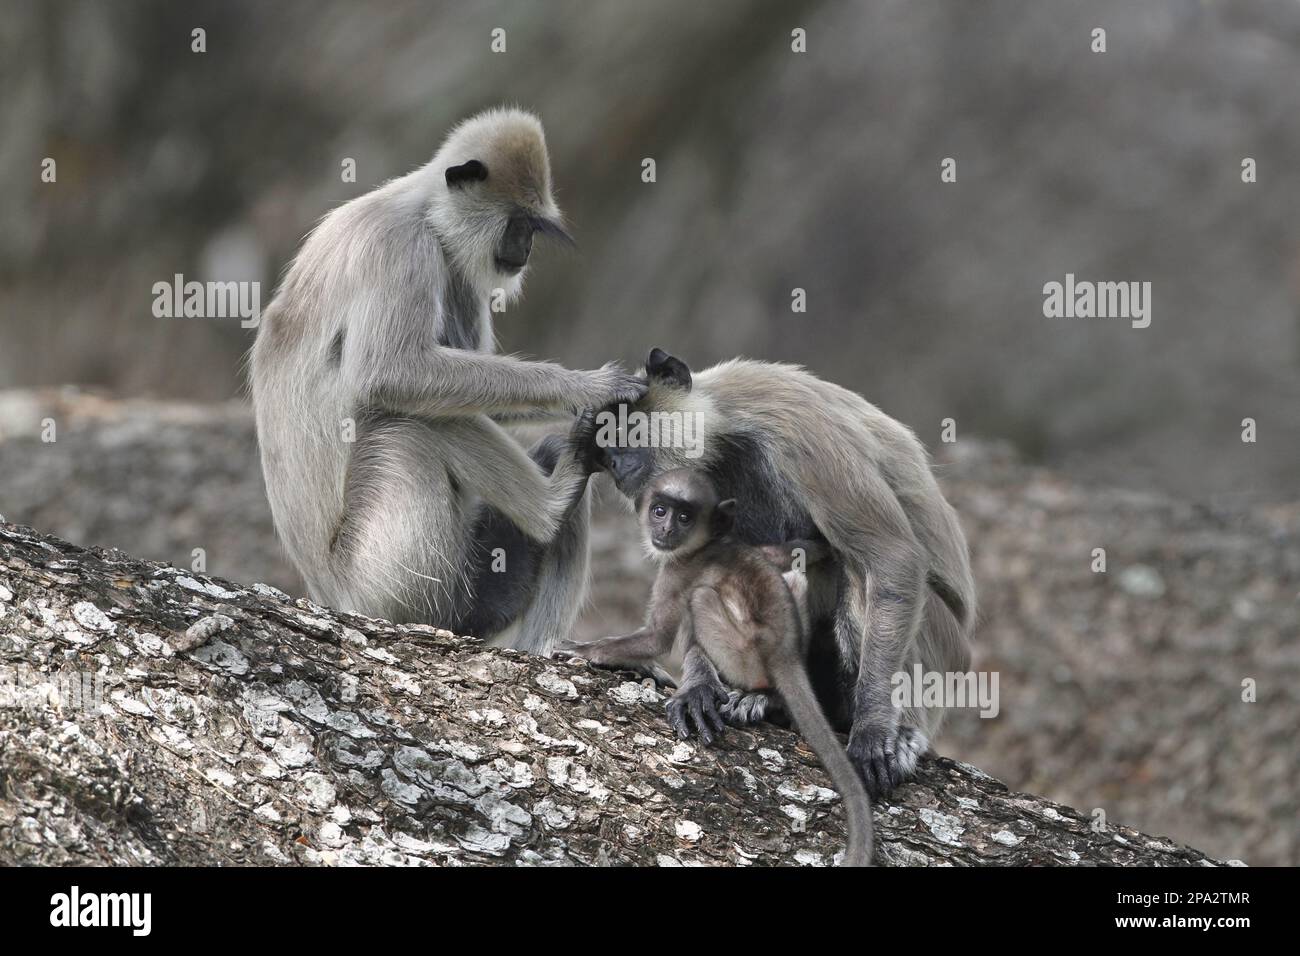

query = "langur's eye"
[652,505,668,519]
[677,511,693,525]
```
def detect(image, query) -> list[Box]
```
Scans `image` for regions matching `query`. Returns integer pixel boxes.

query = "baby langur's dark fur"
[560,469,874,866]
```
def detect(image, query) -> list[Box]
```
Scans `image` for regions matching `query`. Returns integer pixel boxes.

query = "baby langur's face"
[645,494,704,553]
[638,469,719,558]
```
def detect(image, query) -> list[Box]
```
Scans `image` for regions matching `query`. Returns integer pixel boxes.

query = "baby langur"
[561,469,874,866]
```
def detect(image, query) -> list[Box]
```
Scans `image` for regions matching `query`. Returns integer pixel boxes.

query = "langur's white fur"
[250,108,641,651]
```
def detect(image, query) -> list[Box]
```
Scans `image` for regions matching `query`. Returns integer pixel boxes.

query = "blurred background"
[5,0,1300,498]
[1,0,1297,864]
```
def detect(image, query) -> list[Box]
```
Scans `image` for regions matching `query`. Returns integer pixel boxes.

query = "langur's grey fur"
[593,349,975,798]
[250,107,643,652]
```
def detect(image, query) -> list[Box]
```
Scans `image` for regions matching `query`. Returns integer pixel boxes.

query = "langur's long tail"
[775,661,875,866]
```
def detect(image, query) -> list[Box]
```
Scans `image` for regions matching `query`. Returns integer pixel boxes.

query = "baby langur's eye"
[651,505,668,519]
[677,511,693,525]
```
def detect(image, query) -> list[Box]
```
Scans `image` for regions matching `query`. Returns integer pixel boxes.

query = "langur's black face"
[604,442,654,495]
[495,215,535,274]
[494,212,573,276]
[638,469,727,556]
[444,158,574,278]
[644,492,703,552]
[592,347,696,495]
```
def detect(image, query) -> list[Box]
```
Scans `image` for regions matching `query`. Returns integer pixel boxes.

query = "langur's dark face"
[604,442,654,495]
[597,347,695,495]
[444,158,574,277]
[638,469,722,556]
[494,211,574,276]
[495,214,535,275]
[643,492,704,552]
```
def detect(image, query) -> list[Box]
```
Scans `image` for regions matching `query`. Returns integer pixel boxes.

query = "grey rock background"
[2,0,1299,498]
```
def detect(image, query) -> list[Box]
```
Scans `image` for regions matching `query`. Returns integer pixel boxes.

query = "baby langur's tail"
[773,659,875,866]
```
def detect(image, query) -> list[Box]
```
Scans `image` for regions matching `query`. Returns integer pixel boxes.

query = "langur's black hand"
[568,407,607,475]
[666,683,728,745]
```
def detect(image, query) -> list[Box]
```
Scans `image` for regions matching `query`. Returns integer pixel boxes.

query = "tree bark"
[0,521,1230,866]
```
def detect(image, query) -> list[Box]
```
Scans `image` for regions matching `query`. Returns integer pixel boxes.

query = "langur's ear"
[445,159,489,189]
[646,348,692,390]
[715,498,737,531]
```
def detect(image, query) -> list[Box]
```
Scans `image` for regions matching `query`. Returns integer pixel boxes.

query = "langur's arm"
[557,625,674,668]
[346,346,644,419]
[814,471,928,793]
[490,408,573,425]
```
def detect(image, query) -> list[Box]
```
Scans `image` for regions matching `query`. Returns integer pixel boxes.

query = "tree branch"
[0,521,1228,866]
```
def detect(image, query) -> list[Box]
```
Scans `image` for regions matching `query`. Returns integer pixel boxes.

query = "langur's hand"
[567,408,605,475]
[555,638,595,660]
[573,362,647,413]
[555,639,675,687]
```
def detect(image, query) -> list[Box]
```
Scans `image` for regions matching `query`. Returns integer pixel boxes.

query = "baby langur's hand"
[556,637,598,660]
[555,639,676,687]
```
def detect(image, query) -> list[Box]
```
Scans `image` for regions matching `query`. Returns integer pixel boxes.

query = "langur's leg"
[890,587,972,767]
[443,418,590,545]
[666,644,731,744]
[720,569,809,729]
[497,434,592,656]
[330,417,473,625]
[666,590,747,744]
[841,554,928,799]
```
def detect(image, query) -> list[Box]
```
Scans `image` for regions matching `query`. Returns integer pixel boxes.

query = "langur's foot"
[666,683,728,744]
[721,690,787,727]
[846,720,929,799]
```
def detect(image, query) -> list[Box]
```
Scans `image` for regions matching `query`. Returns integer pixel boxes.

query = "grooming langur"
[561,470,873,866]
[590,349,976,798]
[250,108,643,652]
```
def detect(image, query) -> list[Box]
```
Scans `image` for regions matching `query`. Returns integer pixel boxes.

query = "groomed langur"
[588,349,976,798]
[250,107,644,652]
